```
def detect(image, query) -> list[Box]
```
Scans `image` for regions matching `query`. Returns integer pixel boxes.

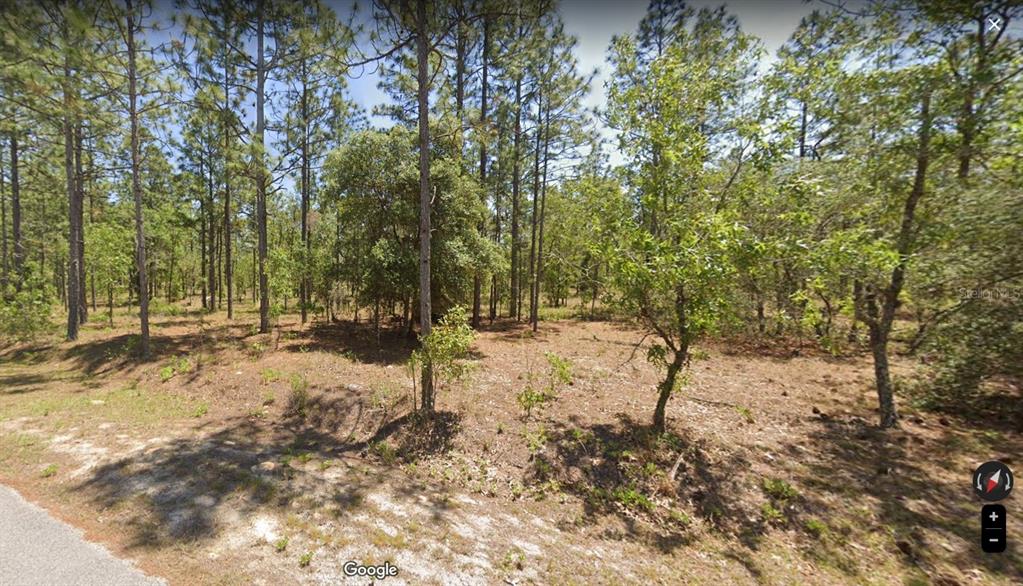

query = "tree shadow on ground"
[483,319,564,343]
[0,372,57,395]
[282,320,417,365]
[913,380,1023,435]
[785,416,1023,582]
[60,324,247,375]
[536,412,763,554]
[0,342,57,366]
[75,403,463,550]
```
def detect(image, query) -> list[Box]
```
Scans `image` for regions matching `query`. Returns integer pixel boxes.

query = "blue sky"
[343,0,815,116]
[152,1,823,173]
[339,0,816,163]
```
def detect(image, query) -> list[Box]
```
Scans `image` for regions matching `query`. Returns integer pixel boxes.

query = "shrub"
[517,352,573,417]
[286,378,310,416]
[762,477,798,501]
[0,277,55,344]
[409,306,476,398]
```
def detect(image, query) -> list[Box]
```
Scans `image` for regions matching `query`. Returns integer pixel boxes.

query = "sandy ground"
[0,305,1020,585]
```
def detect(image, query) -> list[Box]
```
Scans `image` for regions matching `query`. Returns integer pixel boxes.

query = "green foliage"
[370,440,398,465]
[735,406,755,424]
[517,352,573,417]
[611,486,655,512]
[159,366,175,382]
[762,477,798,501]
[761,502,784,524]
[287,380,310,416]
[804,517,829,537]
[409,306,476,397]
[289,373,308,395]
[260,368,281,384]
[0,269,56,344]
[323,126,493,315]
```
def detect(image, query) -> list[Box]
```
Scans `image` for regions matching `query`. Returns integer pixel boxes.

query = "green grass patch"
[260,368,282,384]
[762,477,798,501]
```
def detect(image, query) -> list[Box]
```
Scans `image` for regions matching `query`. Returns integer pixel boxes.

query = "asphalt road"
[0,485,165,586]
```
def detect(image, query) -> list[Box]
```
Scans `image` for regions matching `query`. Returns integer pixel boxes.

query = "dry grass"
[0,298,1020,585]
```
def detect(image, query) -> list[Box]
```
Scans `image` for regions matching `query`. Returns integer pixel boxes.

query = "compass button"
[973,461,1014,502]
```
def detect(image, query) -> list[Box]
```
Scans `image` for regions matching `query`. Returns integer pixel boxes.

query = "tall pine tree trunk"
[510,77,522,321]
[223,60,233,319]
[127,0,150,357]
[64,34,80,342]
[1,142,6,291]
[255,2,270,333]
[7,133,22,291]
[207,166,216,311]
[75,122,86,324]
[415,0,434,411]
[299,61,310,325]
[471,14,488,330]
[532,109,551,333]
[528,89,542,329]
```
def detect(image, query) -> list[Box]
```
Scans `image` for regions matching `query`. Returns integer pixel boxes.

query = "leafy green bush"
[517,352,573,417]
[0,276,55,344]
[409,306,476,397]
[762,477,798,501]
[916,298,1023,411]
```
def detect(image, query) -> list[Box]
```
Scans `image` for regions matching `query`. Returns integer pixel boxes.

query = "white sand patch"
[367,491,410,518]
[500,513,522,527]
[512,539,543,557]
[251,515,280,544]
[375,519,400,537]
[48,434,109,478]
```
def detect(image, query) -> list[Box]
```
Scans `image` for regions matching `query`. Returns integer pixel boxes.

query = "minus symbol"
[989,538,1000,542]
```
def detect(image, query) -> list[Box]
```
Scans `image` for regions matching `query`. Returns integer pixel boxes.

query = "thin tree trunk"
[207,166,216,310]
[863,90,932,428]
[75,122,86,324]
[255,1,269,333]
[10,133,22,291]
[528,90,541,329]
[654,351,686,434]
[415,0,434,411]
[1,141,6,291]
[510,77,522,321]
[127,0,151,357]
[64,34,80,342]
[216,216,223,309]
[471,14,489,330]
[222,15,234,320]
[299,59,310,324]
[199,175,207,310]
[798,100,807,159]
[532,109,551,332]
[490,124,504,323]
